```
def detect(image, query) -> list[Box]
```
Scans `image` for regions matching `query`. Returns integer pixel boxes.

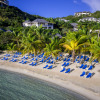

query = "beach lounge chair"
[47,57,50,60]
[13,55,18,58]
[43,65,48,68]
[86,73,92,78]
[85,58,89,61]
[82,65,87,69]
[32,62,37,66]
[77,60,80,63]
[80,71,86,77]
[65,62,69,67]
[21,56,25,59]
[9,59,14,62]
[29,62,34,65]
[50,61,54,64]
[4,54,10,57]
[47,65,53,69]
[62,62,66,66]
[88,65,93,70]
[77,56,79,59]
[40,59,44,63]
[19,60,24,63]
[56,57,59,60]
[66,59,70,62]
[30,58,35,61]
[80,56,83,59]
[65,68,71,73]
[22,61,27,64]
[79,64,84,68]
[63,58,67,61]
[60,67,66,72]
[1,57,8,60]
[68,55,72,58]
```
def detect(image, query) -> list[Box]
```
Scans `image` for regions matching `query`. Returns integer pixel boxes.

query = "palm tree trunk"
[72,50,75,62]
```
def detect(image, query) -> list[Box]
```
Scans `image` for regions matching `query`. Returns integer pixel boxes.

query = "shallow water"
[0,69,88,100]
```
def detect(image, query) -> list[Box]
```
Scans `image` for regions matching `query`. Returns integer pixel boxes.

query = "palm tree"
[89,37,100,62]
[20,32,43,56]
[61,31,88,62]
[44,37,61,62]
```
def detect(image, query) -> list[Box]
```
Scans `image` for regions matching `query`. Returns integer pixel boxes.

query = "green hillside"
[0,6,44,28]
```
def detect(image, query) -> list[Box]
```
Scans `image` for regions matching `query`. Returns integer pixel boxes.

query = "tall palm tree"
[61,31,88,62]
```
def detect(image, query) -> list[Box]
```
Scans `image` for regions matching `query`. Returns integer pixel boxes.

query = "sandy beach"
[0,54,100,100]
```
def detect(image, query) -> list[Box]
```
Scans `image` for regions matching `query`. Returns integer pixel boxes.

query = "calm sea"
[0,69,88,100]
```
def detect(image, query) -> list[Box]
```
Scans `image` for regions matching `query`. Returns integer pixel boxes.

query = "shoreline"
[0,61,100,100]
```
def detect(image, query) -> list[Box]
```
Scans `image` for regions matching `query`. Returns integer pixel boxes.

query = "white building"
[70,23,78,31]
[0,0,9,7]
[59,19,69,22]
[74,11,91,17]
[79,17,100,22]
[23,19,54,29]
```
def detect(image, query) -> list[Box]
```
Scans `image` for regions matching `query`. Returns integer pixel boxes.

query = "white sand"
[0,54,100,100]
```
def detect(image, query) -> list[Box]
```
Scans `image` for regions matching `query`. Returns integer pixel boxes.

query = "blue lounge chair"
[32,62,37,66]
[65,68,71,73]
[1,57,8,60]
[77,60,80,63]
[47,60,50,63]
[77,56,79,59]
[40,59,44,63]
[86,73,92,78]
[47,57,50,60]
[29,62,34,65]
[62,62,66,66]
[9,59,14,62]
[56,57,59,60]
[43,65,48,68]
[22,61,27,64]
[19,60,24,63]
[4,54,10,57]
[68,55,72,58]
[13,55,18,58]
[47,65,53,69]
[50,61,54,64]
[85,58,89,61]
[80,56,83,59]
[82,65,87,69]
[65,62,69,67]
[88,65,93,70]
[63,58,67,61]
[79,64,84,68]
[66,59,70,62]
[60,67,66,72]
[80,71,85,77]
[21,56,25,59]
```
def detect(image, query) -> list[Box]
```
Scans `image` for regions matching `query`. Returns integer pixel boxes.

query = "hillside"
[0,6,44,28]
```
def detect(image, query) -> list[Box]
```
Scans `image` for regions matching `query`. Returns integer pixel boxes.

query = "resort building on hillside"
[59,19,70,22]
[0,0,9,7]
[23,19,54,29]
[74,11,91,17]
[79,17,100,22]
[70,23,78,31]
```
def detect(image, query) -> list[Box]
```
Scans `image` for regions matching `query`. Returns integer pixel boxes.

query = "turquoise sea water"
[0,69,88,100]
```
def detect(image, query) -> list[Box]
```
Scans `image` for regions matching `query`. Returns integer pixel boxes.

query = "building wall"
[23,22,53,29]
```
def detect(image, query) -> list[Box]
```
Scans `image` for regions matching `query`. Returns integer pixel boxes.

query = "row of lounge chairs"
[60,68,71,73]
[80,71,93,78]
[43,65,53,69]
[79,64,94,70]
